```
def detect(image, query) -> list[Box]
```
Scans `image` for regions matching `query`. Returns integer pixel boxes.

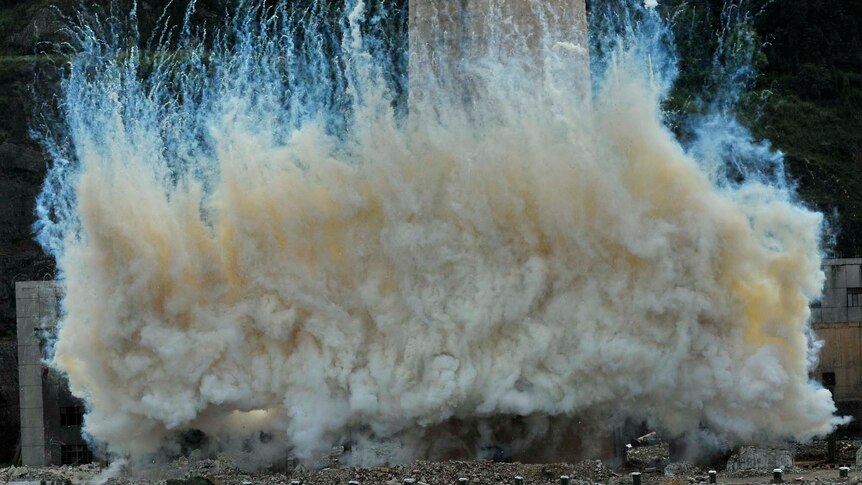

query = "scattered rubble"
[663,462,698,477]
[0,458,617,485]
[794,440,860,464]
[0,463,101,484]
[3,454,862,485]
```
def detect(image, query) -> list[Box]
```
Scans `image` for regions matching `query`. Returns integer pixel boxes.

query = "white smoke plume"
[34,0,844,466]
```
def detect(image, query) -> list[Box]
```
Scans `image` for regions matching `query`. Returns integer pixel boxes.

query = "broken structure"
[811,259,862,432]
[16,281,90,466]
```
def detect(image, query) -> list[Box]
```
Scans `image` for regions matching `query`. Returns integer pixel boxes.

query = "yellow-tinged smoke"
[40,0,843,466]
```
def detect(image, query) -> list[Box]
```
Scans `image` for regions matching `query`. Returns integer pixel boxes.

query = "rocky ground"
[1,454,861,485]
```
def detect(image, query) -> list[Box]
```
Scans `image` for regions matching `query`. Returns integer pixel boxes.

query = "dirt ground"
[2,440,861,485]
[0,458,860,485]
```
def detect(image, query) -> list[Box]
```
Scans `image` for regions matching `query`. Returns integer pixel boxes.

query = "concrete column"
[16,281,52,467]
[408,0,590,102]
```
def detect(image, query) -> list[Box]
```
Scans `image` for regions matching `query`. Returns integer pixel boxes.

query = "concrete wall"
[811,260,862,429]
[811,259,862,324]
[813,321,862,401]
[811,259,862,401]
[16,281,54,466]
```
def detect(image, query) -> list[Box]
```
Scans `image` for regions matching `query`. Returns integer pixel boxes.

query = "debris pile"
[663,462,699,477]
[625,444,670,472]
[0,463,102,484]
[0,459,619,485]
[793,440,860,464]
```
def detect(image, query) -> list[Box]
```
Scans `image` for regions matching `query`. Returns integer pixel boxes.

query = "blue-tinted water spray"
[34,0,844,465]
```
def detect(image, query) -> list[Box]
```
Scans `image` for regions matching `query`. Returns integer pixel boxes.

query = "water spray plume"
[34,0,845,466]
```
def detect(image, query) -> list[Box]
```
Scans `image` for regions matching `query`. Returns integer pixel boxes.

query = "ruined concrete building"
[16,281,90,466]
[811,259,862,431]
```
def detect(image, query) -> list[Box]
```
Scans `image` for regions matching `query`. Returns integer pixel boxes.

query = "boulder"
[626,443,670,471]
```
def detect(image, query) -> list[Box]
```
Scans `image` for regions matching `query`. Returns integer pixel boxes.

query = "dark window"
[822,372,836,389]
[60,444,92,465]
[848,288,862,307]
[811,300,822,308]
[60,406,84,426]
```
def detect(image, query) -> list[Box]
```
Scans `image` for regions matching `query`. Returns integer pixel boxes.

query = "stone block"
[725,446,793,473]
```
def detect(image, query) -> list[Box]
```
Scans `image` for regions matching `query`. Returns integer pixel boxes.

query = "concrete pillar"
[16,281,58,467]
[408,0,590,104]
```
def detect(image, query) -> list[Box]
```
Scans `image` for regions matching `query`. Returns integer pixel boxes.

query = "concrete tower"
[408,0,590,100]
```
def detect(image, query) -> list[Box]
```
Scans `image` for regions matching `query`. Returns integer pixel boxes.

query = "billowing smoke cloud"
[34,0,844,466]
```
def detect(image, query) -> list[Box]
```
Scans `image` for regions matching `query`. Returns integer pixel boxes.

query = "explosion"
[34,0,843,465]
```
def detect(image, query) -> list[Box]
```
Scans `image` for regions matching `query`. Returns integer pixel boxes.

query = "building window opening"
[60,444,93,465]
[848,288,862,307]
[60,406,84,427]
[822,372,836,389]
